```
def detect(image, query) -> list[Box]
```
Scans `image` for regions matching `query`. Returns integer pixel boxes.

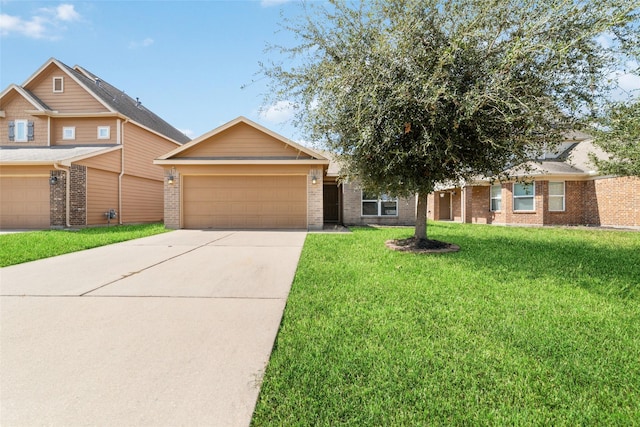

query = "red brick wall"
[589,176,640,227]
[544,181,584,225]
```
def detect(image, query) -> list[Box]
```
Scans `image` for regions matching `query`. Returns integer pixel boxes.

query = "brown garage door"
[0,177,49,229]
[183,175,307,229]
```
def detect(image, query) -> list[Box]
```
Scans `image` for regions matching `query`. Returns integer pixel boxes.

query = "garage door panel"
[183,175,306,229]
[0,177,49,229]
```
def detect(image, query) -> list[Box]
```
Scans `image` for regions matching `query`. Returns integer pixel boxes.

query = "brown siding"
[0,93,48,147]
[176,122,313,159]
[77,149,122,173]
[86,167,119,225]
[121,175,164,223]
[123,124,177,180]
[51,117,118,146]
[27,64,108,113]
[173,164,314,176]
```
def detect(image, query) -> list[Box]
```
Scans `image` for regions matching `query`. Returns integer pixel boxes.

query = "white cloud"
[128,37,154,49]
[54,4,80,22]
[258,100,296,123]
[0,4,81,40]
[260,0,293,7]
[179,128,196,139]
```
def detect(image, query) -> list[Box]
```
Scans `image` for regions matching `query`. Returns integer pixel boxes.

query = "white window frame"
[62,126,76,140]
[361,192,398,217]
[53,77,64,93]
[490,184,502,212]
[97,126,110,139]
[548,181,565,212]
[513,182,535,212]
[15,120,28,142]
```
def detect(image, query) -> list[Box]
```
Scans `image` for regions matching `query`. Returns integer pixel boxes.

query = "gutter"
[53,163,71,227]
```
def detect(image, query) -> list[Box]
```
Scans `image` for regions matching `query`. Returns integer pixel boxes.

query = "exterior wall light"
[311,175,318,185]
[167,174,175,185]
[49,176,58,185]
[439,192,445,198]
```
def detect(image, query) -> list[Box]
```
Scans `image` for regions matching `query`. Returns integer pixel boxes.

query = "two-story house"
[0,58,190,229]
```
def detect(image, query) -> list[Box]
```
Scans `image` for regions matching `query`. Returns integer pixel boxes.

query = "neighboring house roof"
[156,116,328,165]
[0,146,121,165]
[12,58,190,145]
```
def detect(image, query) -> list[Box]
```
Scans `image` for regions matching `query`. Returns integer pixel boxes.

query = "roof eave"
[153,159,329,166]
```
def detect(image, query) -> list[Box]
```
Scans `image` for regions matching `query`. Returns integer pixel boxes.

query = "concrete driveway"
[0,230,306,426]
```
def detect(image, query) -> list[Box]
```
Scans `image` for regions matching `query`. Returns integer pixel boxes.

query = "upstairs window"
[513,182,535,211]
[62,126,76,140]
[490,184,502,211]
[548,182,565,212]
[53,77,64,93]
[362,192,398,216]
[8,120,33,142]
[97,126,110,139]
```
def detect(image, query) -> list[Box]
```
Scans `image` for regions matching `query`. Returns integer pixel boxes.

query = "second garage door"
[183,175,307,229]
[0,176,50,229]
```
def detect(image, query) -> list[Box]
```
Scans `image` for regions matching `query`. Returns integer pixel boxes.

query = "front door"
[323,184,340,223]
[439,192,451,220]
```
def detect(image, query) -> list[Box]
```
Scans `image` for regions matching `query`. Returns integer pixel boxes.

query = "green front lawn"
[0,223,170,267]
[252,223,640,425]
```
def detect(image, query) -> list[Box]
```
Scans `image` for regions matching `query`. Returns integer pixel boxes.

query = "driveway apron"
[0,230,306,426]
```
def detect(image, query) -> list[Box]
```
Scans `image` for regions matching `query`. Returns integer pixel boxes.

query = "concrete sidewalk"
[0,230,306,426]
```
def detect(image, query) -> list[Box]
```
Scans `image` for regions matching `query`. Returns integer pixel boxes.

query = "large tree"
[592,100,640,177]
[263,0,638,246]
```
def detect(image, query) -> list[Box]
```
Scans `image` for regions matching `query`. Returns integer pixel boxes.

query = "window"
[490,184,502,211]
[548,181,565,212]
[9,120,33,142]
[53,77,64,93]
[97,126,110,139]
[513,182,535,211]
[362,192,398,216]
[62,127,76,140]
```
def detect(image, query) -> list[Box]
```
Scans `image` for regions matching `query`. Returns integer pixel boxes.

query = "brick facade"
[69,165,87,226]
[428,176,640,228]
[164,170,180,229]
[50,170,67,227]
[342,182,416,226]
[307,168,324,230]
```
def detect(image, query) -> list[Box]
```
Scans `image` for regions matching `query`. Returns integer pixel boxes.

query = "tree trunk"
[414,192,428,242]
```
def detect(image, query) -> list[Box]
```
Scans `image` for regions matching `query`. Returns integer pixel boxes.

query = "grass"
[0,223,170,267]
[252,223,640,426]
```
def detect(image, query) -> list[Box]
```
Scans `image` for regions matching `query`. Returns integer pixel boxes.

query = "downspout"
[118,119,128,225]
[53,163,71,227]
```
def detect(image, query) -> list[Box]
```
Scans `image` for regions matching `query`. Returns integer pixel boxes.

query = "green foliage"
[263,0,638,239]
[252,224,640,425]
[0,224,170,267]
[592,100,640,176]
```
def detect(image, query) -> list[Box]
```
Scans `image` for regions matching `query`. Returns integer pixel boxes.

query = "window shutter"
[27,121,34,141]
[8,121,15,141]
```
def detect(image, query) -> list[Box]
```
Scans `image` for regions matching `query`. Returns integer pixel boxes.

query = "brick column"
[69,165,87,226]
[50,170,67,227]
[307,168,323,230]
[164,170,180,229]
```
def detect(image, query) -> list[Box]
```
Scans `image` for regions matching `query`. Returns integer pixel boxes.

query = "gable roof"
[0,84,52,111]
[14,58,190,145]
[155,116,328,165]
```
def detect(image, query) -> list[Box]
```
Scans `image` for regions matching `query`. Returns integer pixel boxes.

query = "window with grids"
[490,184,502,211]
[362,192,398,216]
[513,182,535,211]
[548,181,565,211]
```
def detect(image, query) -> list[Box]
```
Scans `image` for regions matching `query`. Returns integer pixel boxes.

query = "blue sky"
[0,0,306,141]
[2,1,639,144]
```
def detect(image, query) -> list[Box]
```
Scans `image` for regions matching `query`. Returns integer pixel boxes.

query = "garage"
[0,176,49,229]
[183,175,307,229]
[156,117,329,231]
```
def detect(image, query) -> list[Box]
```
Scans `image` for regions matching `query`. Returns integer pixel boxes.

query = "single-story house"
[0,58,190,229]
[428,133,640,228]
[154,117,417,230]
